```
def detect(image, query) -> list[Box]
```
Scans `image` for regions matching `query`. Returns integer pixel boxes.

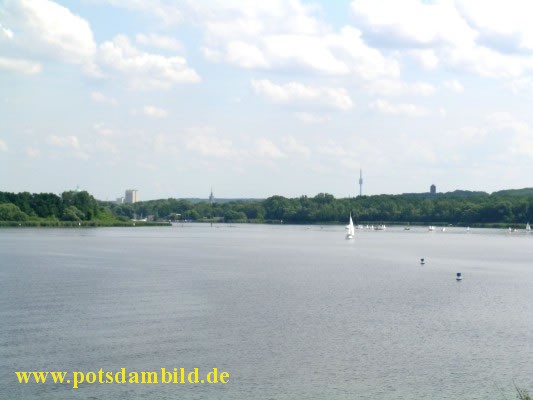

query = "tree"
[62,206,84,221]
[0,203,29,221]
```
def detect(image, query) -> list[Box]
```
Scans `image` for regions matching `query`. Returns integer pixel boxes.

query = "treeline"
[2,190,533,225]
[108,191,533,225]
[0,191,115,222]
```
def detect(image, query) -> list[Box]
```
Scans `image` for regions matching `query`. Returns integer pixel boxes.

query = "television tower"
[358,169,363,196]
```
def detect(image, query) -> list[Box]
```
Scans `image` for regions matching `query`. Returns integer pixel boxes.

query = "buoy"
[420,258,425,265]
[456,272,462,281]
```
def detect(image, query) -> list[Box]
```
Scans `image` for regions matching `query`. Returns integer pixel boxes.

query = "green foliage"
[61,206,84,221]
[224,210,247,222]
[2,189,533,226]
[0,203,29,221]
[0,190,104,222]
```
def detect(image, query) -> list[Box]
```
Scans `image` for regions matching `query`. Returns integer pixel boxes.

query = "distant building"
[430,184,436,195]
[116,197,124,204]
[209,188,214,204]
[358,169,363,196]
[124,189,139,204]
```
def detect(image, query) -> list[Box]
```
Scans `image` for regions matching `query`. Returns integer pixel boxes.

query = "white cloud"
[95,139,118,154]
[261,34,349,74]
[409,49,439,69]
[185,135,236,158]
[135,33,184,52]
[90,91,118,106]
[456,0,533,52]
[99,0,184,27]
[143,106,168,118]
[510,78,533,94]
[367,80,435,96]
[0,23,14,39]
[0,57,41,74]
[487,112,529,135]
[98,35,201,89]
[26,147,40,158]
[444,112,533,160]
[370,99,429,117]
[351,0,476,49]
[255,138,286,158]
[281,136,311,157]
[326,26,400,80]
[199,2,398,81]
[294,112,330,124]
[351,0,533,79]
[443,79,464,93]
[152,134,180,156]
[1,0,96,64]
[47,135,89,159]
[319,142,348,157]
[47,135,81,150]
[225,41,269,68]
[456,126,488,142]
[443,43,532,78]
[0,139,8,152]
[251,79,353,110]
[93,123,123,137]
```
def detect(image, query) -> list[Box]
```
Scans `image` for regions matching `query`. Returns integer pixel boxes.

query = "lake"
[1,225,532,399]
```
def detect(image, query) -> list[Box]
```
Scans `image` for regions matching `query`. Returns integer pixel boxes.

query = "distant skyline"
[2,1,533,200]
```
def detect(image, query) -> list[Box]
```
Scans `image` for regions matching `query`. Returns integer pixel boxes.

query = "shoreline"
[0,220,527,229]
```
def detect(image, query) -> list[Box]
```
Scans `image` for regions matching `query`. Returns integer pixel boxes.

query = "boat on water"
[345,214,355,240]
[527,222,531,232]
[428,226,436,231]
[456,272,462,281]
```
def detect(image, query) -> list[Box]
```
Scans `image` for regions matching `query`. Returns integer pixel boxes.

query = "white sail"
[527,222,531,232]
[346,214,355,239]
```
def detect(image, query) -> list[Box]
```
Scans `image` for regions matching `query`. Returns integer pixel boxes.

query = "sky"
[2,0,533,200]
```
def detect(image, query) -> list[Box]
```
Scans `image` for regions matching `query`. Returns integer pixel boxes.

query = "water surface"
[1,225,532,399]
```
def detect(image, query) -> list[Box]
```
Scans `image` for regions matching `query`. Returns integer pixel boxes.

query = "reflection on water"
[0,225,532,399]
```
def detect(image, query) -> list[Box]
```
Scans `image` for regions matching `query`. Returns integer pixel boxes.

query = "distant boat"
[466,226,470,232]
[456,272,462,281]
[376,224,386,230]
[441,227,446,232]
[526,222,531,232]
[345,214,355,240]
[428,226,435,231]
[420,258,425,265]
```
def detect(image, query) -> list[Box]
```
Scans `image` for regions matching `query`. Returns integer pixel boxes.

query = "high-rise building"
[430,184,436,195]
[358,169,363,196]
[124,189,139,204]
[209,188,214,204]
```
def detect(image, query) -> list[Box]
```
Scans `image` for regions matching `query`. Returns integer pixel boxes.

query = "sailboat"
[345,214,355,240]
[527,222,531,232]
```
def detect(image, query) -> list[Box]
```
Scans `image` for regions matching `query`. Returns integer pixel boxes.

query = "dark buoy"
[420,258,425,265]
[456,272,462,281]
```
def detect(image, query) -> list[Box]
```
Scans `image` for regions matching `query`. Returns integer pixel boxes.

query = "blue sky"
[2,0,533,200]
